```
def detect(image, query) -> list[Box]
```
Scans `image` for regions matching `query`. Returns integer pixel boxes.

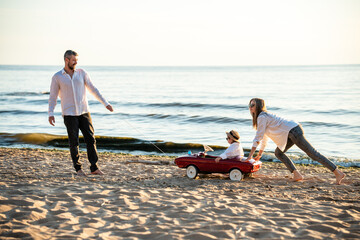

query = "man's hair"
[64,50,78,60]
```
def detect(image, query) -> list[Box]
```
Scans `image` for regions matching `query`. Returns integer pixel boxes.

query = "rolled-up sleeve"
[84,71,109,107]
[252,115,268,149]
[259,135,269,151]
[48,76,59,117]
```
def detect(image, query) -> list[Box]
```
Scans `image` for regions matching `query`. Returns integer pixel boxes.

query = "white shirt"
[220,142,244,159]
[253,112,298,152]
[48,68,109,116]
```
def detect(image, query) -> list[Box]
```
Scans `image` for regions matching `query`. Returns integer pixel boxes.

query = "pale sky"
[0,0,359,66]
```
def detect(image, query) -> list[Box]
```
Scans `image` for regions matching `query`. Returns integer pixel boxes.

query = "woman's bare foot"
[77,169,87,176]
[292,170,303,181]
[333,168,345,185]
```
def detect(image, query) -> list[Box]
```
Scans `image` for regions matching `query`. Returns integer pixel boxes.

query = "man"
[48,50,113,176]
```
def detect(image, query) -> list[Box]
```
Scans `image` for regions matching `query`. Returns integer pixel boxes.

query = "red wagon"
[175,153,262,181]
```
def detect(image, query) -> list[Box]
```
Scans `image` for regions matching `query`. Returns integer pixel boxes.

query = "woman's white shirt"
[252,112,298,152]
[220,142,244,159]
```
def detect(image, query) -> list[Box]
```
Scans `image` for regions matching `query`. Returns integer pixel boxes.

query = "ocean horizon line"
[0,64,360,68]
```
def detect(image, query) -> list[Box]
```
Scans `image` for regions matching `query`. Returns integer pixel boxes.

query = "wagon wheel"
[229,169,243,181]
[186,165,198,179]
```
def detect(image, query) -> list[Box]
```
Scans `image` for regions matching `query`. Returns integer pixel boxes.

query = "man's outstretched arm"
[48,76,59,126]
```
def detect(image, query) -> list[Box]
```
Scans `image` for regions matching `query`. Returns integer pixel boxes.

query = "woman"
[245,98,345,184]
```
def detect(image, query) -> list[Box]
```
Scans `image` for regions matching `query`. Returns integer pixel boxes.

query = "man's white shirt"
[48,68,109,116]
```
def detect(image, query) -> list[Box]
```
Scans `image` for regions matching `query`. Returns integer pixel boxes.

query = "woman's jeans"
[64,113,99,172]
[274,125,337,173]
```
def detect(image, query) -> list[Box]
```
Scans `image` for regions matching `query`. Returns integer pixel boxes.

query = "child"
[215,130,244,163]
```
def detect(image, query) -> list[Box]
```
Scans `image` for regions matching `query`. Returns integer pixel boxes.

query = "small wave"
[291,108,360,116]
[145,102,247,110]
[0,91,49,96]
[185,115,249,124]
[90,100,360,117]
[143,113,244,123]
[100,101,249,111]
[25,99,50,105]
[103,111,250,124]
[146,113,173,119]
[0,110,44,115]
[0,97,50,105]
[301,121,359,130]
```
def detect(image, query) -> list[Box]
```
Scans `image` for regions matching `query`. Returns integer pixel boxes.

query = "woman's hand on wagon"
[254,150,263,161]
[243,157,251,162]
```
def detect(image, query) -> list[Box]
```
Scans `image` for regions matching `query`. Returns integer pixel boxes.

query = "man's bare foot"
[77,169,86,176]
[333,168,345,185]
[91,169,104,175]
[292,170,303,182]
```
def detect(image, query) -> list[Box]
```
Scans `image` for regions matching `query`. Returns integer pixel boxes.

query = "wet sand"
[0,147,359,239]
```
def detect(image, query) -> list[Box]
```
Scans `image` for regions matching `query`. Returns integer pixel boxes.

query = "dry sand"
[0,147,359,239]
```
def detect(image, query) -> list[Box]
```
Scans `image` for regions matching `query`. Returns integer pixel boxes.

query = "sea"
[0,65,359,167]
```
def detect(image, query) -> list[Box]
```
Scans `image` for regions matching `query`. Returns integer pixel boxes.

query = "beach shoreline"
[1,147,359,239]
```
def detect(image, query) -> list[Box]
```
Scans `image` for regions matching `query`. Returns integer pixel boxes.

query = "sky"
[0,0,359,66]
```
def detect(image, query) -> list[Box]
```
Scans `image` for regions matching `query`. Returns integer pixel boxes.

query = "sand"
[0,147,359,239]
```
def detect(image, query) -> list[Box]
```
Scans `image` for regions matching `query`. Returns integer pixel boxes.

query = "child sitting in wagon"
[215,130,245,163]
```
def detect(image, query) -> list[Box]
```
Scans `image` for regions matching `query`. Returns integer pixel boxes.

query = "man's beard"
[68,63,76,70]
